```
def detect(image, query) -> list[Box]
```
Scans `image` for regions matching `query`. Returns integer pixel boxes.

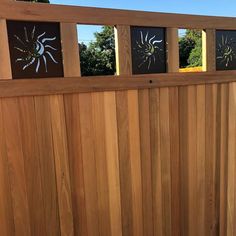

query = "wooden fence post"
[115,25,132,76]
[166,28,179,72]
[202,29,216,72]
[0,20,12,79]
[60,23,81,77]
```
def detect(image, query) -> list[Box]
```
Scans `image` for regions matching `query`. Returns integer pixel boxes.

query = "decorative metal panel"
[7,20,64,79]
[131,26,166,74]
[216,30,236,71]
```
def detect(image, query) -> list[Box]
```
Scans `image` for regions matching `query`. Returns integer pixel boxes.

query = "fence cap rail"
[1,1,236,29]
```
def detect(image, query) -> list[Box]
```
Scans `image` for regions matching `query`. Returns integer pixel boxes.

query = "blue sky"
[51,0,236,43]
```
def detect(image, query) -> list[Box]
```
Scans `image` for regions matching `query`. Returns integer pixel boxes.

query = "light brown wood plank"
[149,88,163,236]
[92,92,112,236]
[49,95,74,236]
[116,90,133,236]
[202,29,216,72]
[2,2,236,29]
[61,23,81,77]
[115,25,132,76]
[196,85,206,235]
[179,86,189,236]
[159,88,172,236]
[127,90,143,236]
[219,84,229,236]
[34,96,60,236]
[187,86,197,236]
[227,83,236,235]
[169,87,180,236]
[2,98,31,236]
[18,97,46,236]
[78,93,100,236]
[167,28,179,73]
[104,91,122,236]
[205,84,218,235]
[64,94,88,236]
[138,89,154,236]
[1,72,236,98]
[0,19,12,79]
[0,99,14,236]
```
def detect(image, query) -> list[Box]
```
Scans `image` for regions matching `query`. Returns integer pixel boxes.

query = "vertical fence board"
[79,93,100,236]
[2,98,31,236]
[128,90,143,236]
[64,94,88,236]
[116,90,133,236]
[227,83,236,235]
[187,86,197,236]
[92,92,112,236]
[104,91,122,236]
[149,88,163,236]
[219,84,229,236]
[179,86,189,236]
[159,88,172,236]
[0,100,14,236]
[205,84,218,235]
[196,85,206,235]
[169,87,180,236]
[18,97,46,236]
[138,89,154,236]
[50,95,74,236]
[34,96,60,236]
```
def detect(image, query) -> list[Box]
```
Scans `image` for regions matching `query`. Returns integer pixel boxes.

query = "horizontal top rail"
[1,1,236,29]
[0,71,236,98]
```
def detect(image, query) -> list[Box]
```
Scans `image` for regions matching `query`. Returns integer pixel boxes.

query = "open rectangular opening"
[178,29,202,72]
[77,24,116,77]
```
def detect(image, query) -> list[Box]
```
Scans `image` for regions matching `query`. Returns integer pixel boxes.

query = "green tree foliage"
[179,29,202,68]
[80,26,116,76]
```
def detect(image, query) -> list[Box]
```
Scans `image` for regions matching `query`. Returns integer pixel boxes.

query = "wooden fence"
[1,1,236,236]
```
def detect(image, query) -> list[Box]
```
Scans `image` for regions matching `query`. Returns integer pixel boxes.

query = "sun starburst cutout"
[134,31,163,70]
[14,26,58,73]
[217,35,236,67]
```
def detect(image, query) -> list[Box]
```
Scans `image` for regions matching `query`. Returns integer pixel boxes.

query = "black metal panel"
[216,30,236,71]
[7,20,64,79]
[131,26,166,75]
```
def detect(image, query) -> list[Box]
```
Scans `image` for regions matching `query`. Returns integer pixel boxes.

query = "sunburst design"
[135,31,163,70]
[14,26,58,73]
[217,35,236,67]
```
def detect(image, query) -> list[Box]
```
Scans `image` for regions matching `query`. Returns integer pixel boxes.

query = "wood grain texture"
[116,90,133,236]
[2,1,236,29]
[167,28,179,72]
[2,98,31,236]
[0,100,14,236]
[34,96,61,236]
[78,93,100,236]
[91,92,112,236]
[1,72,236,98]
[64,94,88,236]
[202,29,216,72]
[0,81,236,235]
[50,95,74,236]
[115,25,132,76]
[149,88,163,236]
[60,23,81,77]
[104,91,122,236]
[0,20,12,79]
[18,97,46,236]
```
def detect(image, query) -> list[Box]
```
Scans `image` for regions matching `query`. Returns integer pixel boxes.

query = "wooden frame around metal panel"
[0,0,235,84]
